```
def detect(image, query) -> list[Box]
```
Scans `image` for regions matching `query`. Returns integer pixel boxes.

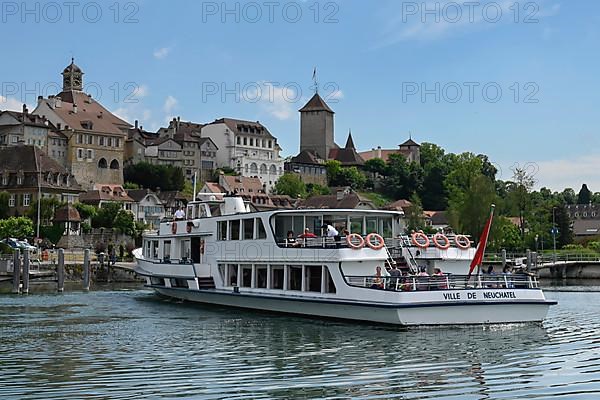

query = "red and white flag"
[468,204,496,276]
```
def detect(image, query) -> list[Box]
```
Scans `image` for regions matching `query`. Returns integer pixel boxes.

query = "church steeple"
[345,129,356,149]
[61,58,84,91]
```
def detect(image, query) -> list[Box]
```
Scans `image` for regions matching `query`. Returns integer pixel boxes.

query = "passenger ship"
[134,195,556,326]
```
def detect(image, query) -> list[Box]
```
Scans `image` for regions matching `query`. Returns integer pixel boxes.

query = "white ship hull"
[149,285,553,326]
[136,204,556,327]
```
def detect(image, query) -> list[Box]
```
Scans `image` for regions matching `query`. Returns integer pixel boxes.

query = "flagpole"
[468,204,496,280]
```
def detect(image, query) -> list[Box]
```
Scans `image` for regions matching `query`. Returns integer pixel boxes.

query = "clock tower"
[61,58,84,91]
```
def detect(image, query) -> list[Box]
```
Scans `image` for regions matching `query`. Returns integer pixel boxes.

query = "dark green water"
[0,288,597,399]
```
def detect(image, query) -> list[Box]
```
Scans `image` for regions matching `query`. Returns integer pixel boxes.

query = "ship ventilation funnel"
[222,196,248,215]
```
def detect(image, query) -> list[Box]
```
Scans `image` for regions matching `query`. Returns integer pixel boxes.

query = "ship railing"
[344,273,538,292]
[279,236,399,249]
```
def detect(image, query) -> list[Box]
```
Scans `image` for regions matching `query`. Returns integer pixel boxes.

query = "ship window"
[275,216,304,244]
[218,264,226,283]
[145,240,151,258]
[218,221,227,240]
[230,220,240,240]
[181,240,191,261]
[270,265,284,289]
[306,265,322,292]
[150,277,164,286]
[324,267,336,294]
[152,240,159,259]
[241,264,252,287]
[366,216,378,234]
[227,264,238,286]
[170,278,188,288]
[243,219,254,240]
[350,217,364,235]
[257,218,267,239]
[288,265,302,291]
[256,265,267,288]
[163,240,171,261]
[305,215,322,235]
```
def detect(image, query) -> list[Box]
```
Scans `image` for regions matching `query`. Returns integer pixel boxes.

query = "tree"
[92,203,122,228]
[306,183,330,197]
[26,197,64,225]
[274,173,307,198]
[382,154,422,200]
[553,204,573,248]
[488,217,523,251]
[577,184,592,204]
[0,191,10,219]
[113,209,136,236]
[73,203,98,221]
[0,217,34,239]
[508,166,536,239]
[325,161,367,189]
[447,174,498,238]
[364,158,387,176]
[558,188,576,205]
[124,162,185,191]
[419,143,449,210]
[405,193,425,232]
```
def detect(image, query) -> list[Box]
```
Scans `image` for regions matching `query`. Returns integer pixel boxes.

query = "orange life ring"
[171,222,177,234]
[346,233,365,249]
[411,232,430,248]
[366,233,385,250]
[433,233,450,250]
[455,234,471,249]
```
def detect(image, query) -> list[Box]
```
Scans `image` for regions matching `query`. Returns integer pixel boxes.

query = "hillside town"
[0,60,597,254]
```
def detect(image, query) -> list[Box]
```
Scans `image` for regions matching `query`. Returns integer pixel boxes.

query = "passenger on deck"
[299,228,317,238]
[417,266,429,291]
[322,223,339,237]
[389,263,401,289]
[286,231,299,247]
[174,207,186,220]
[433,267,447,290]
[486,265,497,288]
[371,266,385,289]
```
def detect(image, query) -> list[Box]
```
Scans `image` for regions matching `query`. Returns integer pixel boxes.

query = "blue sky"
[1,0,599,191]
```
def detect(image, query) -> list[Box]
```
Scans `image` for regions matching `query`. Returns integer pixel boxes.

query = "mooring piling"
[57,248,65,292]
[12,249,21,294]
[83,249,90,291]
[22,250,30,294]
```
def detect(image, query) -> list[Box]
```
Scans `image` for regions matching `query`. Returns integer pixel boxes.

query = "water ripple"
[0,289,599,399]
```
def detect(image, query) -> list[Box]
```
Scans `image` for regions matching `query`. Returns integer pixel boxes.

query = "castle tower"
[61,58,84,91]
[299,93,335,160]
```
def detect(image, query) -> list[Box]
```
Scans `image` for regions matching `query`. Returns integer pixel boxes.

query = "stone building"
[32,59,132,189]
[299,93,335,160]
[125,118,218,183]
[201,118,284,191]
[127,189,165,229]
[0,106,69,168]
[359,137,421,164]
[0,145,83,216]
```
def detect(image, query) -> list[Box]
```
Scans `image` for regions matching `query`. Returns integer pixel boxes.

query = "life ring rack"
[411,232,430,248]
[346,233,365,249]
[432,233,451,250]
[455,234,471,250]
[365,233,385,250]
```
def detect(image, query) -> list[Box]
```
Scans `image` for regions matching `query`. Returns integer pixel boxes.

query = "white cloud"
[163,95,178,114]
[377,0,561,46]
[0,95,23,111]
[531,155,600,191]
[153,47,171,59]
[327,89,344,100]
[243,82,298,121]
[134,84,150,98]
